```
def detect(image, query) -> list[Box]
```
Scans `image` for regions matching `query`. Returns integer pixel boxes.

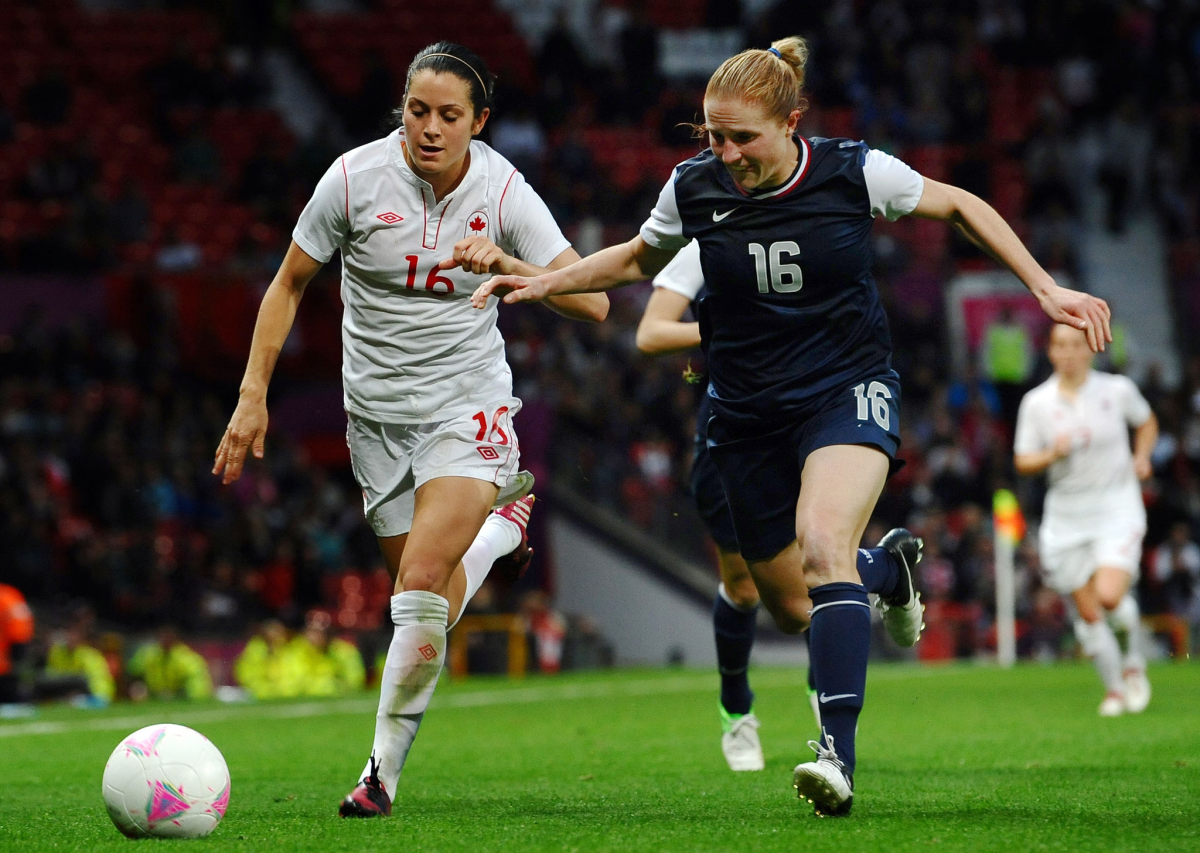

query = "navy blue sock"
[713,587,757,715]
[804,630,815,691]
[808,582,871,776]
[856,547,899,599]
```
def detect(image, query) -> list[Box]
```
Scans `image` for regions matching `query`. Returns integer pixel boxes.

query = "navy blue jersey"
[640,136,924,433]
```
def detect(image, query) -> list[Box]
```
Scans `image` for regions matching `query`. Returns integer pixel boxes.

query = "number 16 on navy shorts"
[706,371,902,563]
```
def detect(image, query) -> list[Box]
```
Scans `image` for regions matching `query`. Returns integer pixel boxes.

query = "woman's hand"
[212,395,269,485]
[1037,284,1112,353]
[438,236,512,276]
[471,273,555,308]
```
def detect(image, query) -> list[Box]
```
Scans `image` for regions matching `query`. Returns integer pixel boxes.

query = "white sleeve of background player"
[292,157,349,263]
[497,171,571,268]
[1117,375,1153,427]
[651,240,704,299]
[1013,394,1046,455]
[863,149,925,221]
[639,170,690,251]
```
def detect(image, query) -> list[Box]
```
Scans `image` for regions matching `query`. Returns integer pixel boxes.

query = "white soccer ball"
[101,723,230,838]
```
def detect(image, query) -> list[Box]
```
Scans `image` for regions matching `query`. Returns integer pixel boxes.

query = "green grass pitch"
[2,663,1198,852]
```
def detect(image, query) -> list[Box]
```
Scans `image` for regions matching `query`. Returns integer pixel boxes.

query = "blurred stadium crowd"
[3,0,1200,703]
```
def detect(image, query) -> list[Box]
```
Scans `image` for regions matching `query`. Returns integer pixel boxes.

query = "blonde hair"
[705,36,809,122]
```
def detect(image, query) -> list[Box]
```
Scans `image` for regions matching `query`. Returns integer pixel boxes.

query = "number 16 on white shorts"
[347,398,528,538]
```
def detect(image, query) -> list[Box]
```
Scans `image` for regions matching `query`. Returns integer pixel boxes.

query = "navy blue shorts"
[691,401,740,553]
[706,371,902,563]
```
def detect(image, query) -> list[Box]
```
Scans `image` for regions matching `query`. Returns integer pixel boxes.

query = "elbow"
[634,327,654,354]
[589,296,610,323]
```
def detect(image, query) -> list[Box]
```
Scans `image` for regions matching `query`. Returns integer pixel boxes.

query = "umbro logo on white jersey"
[819,692,858,703]
[712,209,737,222]
[376,212,403,224]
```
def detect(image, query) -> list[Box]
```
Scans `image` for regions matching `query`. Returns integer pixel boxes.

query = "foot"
[1123,668,1151,713]
[719,706,764,772]
[338,757,391,818]
[490,494,535,583]
[494,469,535,507]
[1098,691,1125,717]
[875,528,925,648]
[793,733,853,817]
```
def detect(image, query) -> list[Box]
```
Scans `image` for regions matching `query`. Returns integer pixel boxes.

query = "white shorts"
[347,398,527,537]
[1038,512,1145,595]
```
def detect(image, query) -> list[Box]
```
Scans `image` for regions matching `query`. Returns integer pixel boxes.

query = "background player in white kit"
[1014,324,1158,716]
[210,42,607,816]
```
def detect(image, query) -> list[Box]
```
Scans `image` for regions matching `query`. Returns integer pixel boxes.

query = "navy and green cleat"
[719,704,764,771]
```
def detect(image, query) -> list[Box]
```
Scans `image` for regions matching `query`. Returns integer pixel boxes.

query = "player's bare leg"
[341,477,496,817]
[1090,567,1150,713]
[714,549,766,771]
[1072,574,1130,717]
[787,445,889,817]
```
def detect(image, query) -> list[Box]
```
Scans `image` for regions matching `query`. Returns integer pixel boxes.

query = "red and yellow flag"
[993,489,1026,544]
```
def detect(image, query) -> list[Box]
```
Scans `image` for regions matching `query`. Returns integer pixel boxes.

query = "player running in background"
[474,37,1110,816]
[1014,324,1156,716]
[211,42,607,818]
[636,241,928,771]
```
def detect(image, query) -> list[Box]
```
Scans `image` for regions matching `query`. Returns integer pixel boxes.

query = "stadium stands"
[2,0,1200,680]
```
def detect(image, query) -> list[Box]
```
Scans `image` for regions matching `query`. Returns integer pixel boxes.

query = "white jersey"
[293,130,571,423]
[1014,370,1152,524]
[652,239,704,299]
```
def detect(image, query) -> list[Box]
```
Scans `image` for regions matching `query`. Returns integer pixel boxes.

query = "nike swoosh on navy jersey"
[712,209,736,222]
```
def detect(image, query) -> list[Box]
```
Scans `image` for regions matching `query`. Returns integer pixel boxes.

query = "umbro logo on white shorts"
[477,446,500,460]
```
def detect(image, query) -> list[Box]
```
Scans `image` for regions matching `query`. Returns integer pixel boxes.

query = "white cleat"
[1123,669,1151,714]
[875,528,925,648]
[493,470,535,508]
[1099,692,1126,717]
[793,732,853,817]
[720,710,764,772]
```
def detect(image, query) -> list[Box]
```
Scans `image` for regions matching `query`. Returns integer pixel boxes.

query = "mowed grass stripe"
[0,664,949,739]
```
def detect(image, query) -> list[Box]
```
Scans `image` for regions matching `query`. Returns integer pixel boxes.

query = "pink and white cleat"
[490,494,535,582]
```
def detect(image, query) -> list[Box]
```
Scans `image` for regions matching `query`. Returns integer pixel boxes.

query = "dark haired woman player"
[473,37,1110,816]
[211,42,607,817]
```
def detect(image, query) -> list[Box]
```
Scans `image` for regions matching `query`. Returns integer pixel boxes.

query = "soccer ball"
[101,724,230,838]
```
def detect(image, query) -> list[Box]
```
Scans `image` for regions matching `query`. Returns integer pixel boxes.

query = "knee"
[722,577,760,610]
[398,559,451,596]
[797,529,850,588]
[763,595,811,634]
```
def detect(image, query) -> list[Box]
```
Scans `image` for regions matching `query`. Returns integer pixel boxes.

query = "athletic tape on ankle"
[392,590,450,626]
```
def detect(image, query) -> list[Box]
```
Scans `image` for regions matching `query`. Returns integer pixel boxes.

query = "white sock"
[449,513,521,629]
[1074,618,1124,694]
[360,590,449,799]
[1107,594,1146,671]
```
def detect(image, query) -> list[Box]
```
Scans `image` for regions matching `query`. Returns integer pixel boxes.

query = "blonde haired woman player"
[1015,324,1157,717]
[211,42,607,818]
[638,241,931,772]
[474,37,1111,816]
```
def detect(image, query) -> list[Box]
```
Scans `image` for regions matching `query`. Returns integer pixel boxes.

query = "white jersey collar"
[388,129,482,201]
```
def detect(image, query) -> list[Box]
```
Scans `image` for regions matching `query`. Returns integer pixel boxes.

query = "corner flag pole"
[993,489,1026,669]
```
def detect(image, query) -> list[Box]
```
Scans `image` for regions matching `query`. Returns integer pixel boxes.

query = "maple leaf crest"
[469,215,486,232]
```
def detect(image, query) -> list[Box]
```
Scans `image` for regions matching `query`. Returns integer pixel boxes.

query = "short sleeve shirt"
[1014,370,1152,520]
[293,132,570,423]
